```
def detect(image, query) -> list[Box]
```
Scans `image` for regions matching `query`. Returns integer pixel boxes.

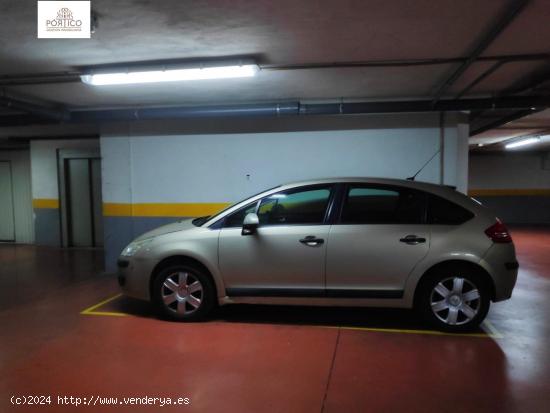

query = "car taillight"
[485,219,512,243]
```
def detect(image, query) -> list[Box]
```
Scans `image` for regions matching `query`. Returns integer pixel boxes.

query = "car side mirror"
[242,213,259,236]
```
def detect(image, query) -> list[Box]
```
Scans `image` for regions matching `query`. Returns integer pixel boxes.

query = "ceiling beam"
[263,53,549,71]
[454,60,506,99]
[0,139,30,150]
[0,89,68,121]
[497,65,550,96]
[0,114,58,127]
[432,0,530,104]
[470,108,543,136]
[468,62,550,122]
[494,125,550,129]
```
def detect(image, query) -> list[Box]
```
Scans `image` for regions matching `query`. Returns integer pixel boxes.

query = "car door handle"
[299,236,324,246]
[399,235,426,244]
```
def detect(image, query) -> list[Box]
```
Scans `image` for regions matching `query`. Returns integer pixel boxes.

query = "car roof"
[276,177,456,196]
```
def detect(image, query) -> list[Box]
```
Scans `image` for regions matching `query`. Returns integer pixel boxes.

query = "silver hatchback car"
[117,178,518,332]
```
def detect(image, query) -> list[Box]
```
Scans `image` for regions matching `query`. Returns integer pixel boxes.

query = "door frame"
[57,149,101,247]
[0,160,16,242]
[325,182,430,295]
[218,183,337,294]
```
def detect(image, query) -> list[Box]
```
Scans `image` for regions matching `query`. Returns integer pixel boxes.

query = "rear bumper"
[480,243,518,302]
[505,261,519,271]
[496,261,518,301]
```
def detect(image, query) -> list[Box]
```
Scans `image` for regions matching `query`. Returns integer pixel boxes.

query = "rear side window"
[427,195,474,225]
[340,185,426,224]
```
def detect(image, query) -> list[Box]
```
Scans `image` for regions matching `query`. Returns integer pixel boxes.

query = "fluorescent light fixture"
[81,64,258,86]
[477,143,484,147]
[505,136,540,149]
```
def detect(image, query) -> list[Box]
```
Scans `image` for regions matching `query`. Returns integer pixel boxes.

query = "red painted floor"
[1,226,549,412]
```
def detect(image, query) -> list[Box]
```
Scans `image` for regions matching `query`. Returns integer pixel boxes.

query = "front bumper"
[117,259,129,286]
[117,256,154,301]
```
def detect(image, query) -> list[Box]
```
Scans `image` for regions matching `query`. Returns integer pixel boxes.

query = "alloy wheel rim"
[430,277,481,325]
[161,271,203,315]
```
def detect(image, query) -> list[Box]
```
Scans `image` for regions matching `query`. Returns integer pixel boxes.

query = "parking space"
[1,226,549,412]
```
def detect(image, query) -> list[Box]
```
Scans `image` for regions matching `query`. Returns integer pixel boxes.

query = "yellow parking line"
[81,293,128,317]
[82,311,128,317]
[482,319,504,339]
[330,319,503,339]
[80,294,504,339]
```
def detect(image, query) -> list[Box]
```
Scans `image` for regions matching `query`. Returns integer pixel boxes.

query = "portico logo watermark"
[37,1,91,38]
[47,7,82,30]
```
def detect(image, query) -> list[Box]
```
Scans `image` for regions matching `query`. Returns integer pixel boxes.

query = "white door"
[0,161,15,241]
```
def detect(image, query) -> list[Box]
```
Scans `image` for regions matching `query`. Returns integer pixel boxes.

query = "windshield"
[191,216,211,226]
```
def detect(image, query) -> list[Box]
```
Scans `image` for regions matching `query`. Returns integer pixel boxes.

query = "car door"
[218,184,334,296]
[325,184,430,297]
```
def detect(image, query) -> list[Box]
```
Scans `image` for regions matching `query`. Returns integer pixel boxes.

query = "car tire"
[152,264,215,321]
[418,271,490,333]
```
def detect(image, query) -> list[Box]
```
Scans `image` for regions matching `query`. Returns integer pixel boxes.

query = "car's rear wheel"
[152,264,215,321]
[418,272,490,332]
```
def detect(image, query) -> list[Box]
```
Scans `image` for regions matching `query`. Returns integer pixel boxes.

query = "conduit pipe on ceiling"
[68,95,550,122]
[70,102,301,121]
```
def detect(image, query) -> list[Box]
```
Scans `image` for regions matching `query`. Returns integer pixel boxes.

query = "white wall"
[30,139,100,200]
[469,151,550,190]
[101,116,469,205]
[0,150,34,243]
[99,114,469,271]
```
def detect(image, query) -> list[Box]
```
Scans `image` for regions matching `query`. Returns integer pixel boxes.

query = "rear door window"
[340,185,426,224]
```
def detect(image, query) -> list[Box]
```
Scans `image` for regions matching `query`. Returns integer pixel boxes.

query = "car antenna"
[407,148,441,181]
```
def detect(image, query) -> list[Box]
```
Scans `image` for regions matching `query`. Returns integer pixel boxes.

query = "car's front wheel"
[152,264,215,321]
[418,272,490,332]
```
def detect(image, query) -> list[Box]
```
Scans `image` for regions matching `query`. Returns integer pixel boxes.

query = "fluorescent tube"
[81,64,258,86]
[505,137,541,149]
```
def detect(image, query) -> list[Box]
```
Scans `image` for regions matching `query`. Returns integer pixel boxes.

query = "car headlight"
[120,238,154,257]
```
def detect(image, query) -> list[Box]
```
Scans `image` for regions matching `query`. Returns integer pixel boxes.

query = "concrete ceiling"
[1,0,550,150]
[0,0,534,72]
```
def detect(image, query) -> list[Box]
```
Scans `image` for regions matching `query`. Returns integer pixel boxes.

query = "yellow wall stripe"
[103,203,133,216]
[103,202,231,217]
[469,188,550,197]
[32,198,60,209]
